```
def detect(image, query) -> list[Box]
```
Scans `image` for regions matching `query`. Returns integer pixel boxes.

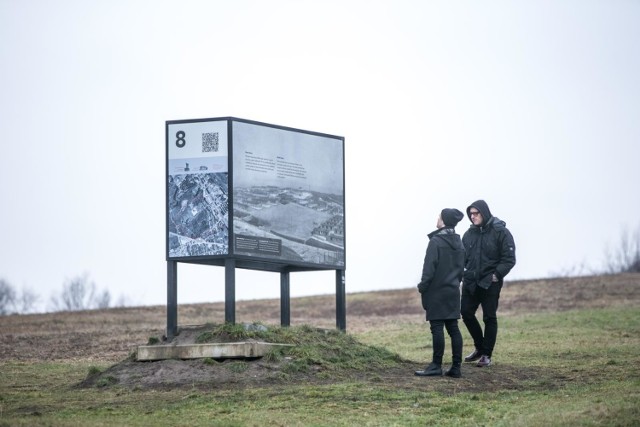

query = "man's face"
[469,208,483,226]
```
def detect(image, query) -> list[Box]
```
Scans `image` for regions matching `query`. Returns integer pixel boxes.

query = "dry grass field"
[1,273,638,376]
[2,274,639,364]
[1,273,639,426]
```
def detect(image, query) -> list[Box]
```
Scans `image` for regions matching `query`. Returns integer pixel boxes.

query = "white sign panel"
[167,120,229,258]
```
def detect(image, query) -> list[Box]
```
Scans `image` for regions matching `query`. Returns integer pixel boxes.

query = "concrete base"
[137,341,293,361]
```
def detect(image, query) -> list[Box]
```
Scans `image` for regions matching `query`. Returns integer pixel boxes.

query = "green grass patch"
[1,306,638,426]
[355,306,640,371]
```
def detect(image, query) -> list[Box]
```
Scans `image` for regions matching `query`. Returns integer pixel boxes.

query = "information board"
[166,117,345,270]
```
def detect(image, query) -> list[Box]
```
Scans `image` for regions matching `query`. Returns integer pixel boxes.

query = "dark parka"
[417,228,465,320]
[462,200,516,293]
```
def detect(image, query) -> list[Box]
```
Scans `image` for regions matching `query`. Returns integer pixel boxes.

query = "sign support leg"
[336,269,346,331]
[225,258,236,324]
[167,261,178,339]
[280,270,290,327]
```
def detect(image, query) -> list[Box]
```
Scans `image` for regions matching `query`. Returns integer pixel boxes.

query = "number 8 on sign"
[176,131,186,148]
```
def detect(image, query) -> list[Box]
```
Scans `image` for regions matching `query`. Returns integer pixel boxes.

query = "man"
[415,208,465,378]
[461,200,516,367]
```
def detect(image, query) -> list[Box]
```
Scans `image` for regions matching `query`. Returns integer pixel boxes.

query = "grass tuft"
[87,366,102,376]
[227,362,249,373]
[96,375,118,388]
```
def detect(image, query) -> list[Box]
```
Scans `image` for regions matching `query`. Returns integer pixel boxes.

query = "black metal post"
[225,258,236,324]
[336,269,346,331]
[167,261,178,339]
[280,270,291,327]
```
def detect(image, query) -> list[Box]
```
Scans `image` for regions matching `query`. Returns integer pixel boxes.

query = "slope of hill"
[1,273,638,363]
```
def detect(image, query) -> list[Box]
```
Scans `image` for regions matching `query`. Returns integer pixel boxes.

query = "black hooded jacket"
[462,200,516,291]
[417,227,465,320]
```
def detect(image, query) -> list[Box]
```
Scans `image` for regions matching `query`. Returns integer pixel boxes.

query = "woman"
[415,208,465,378]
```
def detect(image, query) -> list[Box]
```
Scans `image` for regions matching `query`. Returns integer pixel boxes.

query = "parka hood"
[427,227,462,250]
[466,199,492,225]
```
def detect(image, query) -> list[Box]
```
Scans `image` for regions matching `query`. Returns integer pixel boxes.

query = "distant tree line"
[0,279,38,315]
[49,273,112,312]
[1,224,639,315]
[0,274,127,315]
[603,225,640,274]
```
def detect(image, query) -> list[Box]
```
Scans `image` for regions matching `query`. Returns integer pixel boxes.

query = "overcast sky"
[1,0,639,312]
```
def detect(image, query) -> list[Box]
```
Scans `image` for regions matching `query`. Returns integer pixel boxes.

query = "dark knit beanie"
[441,208,464,227]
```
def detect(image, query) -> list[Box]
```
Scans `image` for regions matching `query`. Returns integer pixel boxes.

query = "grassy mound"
[81,324,412,389]
[195,323,408,375]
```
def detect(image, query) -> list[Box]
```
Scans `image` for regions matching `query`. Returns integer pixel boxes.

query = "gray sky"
[1,0,639,312]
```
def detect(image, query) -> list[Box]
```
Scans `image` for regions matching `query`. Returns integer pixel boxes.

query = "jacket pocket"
[421,292,429,311]
[462,280,477,296]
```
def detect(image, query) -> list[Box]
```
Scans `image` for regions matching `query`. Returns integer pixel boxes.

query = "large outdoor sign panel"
[166,117,345,270]
[232,121,345,268]
[167,119,229,258]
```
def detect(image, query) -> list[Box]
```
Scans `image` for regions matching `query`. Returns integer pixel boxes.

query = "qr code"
[202,132,219,152]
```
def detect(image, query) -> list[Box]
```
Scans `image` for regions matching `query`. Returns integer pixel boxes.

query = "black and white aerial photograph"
[167,172,229,257]
[232,121,345,267]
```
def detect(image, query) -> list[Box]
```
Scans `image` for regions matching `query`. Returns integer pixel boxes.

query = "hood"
[428,227,461,249]
[466,199,493,225]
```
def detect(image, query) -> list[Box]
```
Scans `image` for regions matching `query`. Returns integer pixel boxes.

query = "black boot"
[415,362,442,377]
[444,363,462,378]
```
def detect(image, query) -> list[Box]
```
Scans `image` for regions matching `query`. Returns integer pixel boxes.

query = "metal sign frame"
[165,117,346,337]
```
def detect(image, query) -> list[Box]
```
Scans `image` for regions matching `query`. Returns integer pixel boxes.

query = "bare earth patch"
[2,273,639,392]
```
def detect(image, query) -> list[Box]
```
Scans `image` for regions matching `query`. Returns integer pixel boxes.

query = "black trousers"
[461,282,502,358]
[429,319,463,365]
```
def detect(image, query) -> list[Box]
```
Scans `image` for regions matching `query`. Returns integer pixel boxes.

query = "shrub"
[0,279,16,315]
[604,224,640,274]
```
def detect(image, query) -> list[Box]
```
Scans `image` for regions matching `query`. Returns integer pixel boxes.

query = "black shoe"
[444,364,462,378]
[414,362,442,377]
[464,349,482,362]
